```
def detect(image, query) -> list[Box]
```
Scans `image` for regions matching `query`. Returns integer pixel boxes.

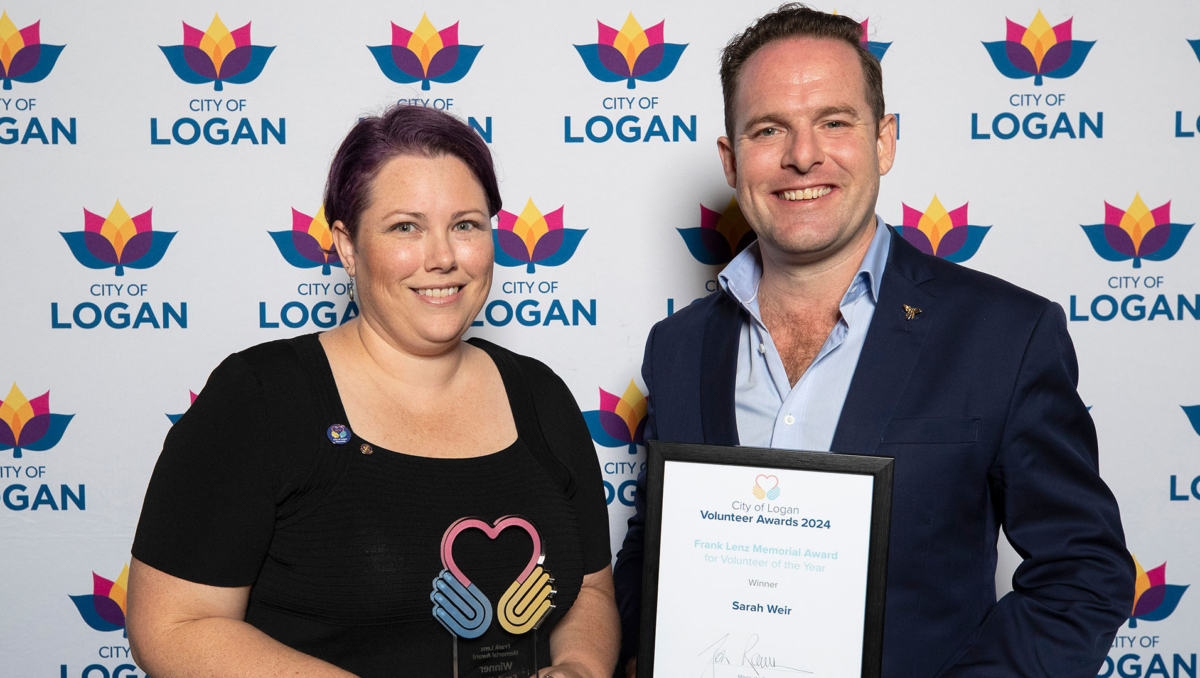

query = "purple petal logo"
[896,196,991,263]
[678,197,755,266]
[269,206,343,275]
[1,383,73,459]
[166,390,197,424]
[1129,555,1188,628]
[0,11,65,90]
[1183,405,1200,437]
[575,13,687,89]
[1081,194,1193,268]
[159,14,274,90]
[583,381,648,455]
[368,14,482,91]
[859,18,891,61]
[60,201,176,276]
[494,198,586,274]
[982,10,1095,85]
[70,564,128,637]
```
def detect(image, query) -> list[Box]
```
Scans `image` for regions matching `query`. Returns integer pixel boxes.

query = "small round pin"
[327,424,350,444]
[360,443,374,455]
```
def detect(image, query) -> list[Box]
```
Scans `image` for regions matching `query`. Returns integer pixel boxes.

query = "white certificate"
[639,442,893,678]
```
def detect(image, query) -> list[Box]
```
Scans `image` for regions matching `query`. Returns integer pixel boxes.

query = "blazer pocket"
[881,417,980,444]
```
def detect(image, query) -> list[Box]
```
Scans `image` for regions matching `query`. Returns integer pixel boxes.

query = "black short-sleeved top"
[132,334,611,677]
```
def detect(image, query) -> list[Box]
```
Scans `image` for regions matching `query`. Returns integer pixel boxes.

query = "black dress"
[132,334,611,677]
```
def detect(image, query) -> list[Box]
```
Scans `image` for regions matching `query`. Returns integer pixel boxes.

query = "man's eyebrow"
[813,105,861,119]
[741,113,788,132]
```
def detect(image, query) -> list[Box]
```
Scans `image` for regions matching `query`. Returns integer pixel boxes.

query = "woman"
[126,105,619,678]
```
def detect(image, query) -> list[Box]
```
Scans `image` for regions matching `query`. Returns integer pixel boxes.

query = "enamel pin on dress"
[903,304,923,320]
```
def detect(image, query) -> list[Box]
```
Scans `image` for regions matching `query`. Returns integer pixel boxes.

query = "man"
[613,5,1134,677]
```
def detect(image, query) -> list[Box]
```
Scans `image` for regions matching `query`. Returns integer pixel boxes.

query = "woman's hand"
[537,661,594,678]
[543,565,620,678]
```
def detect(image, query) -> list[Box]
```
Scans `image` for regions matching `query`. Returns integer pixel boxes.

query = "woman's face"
[334,153,493,355]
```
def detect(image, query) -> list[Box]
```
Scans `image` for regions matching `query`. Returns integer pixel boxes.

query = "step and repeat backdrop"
[3,0,1199,675]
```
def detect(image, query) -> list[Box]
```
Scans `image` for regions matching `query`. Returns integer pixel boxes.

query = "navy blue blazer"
[613,228,1134,677]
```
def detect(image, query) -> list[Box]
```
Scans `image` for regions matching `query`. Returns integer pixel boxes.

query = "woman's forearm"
[545,566,620,678]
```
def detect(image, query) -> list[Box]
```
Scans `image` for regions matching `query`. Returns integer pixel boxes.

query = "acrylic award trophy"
[431,515,556,678]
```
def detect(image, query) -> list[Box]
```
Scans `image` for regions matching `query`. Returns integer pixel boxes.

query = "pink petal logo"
[368,14,482,91]
[896,196,991,262]
[575,13,687,89]
[70,564,129,637]
[159,14,274,90]
[166,390,197,424]
[1,383,73,459]
[60,201,177,276]
[859,18,891,60]
[269,206,343,275]
[982,10,1095,86]
[583,381,648,455]
[1080,194,1193,268]
[677,197,755,265]
[0,11,65,90]
[1129,554,1188,628]
[752,474,781,501]
[493,199,587,274]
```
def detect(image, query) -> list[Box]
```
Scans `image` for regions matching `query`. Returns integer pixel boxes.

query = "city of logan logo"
[368,14,482,90]
[0,11,64,90]
[1,383,73,459]
[982,10,1094,85]
[678,197,755,266]
[1183,405,1200,437]
[1189,39,1200,63]
[583,381,648,455]
[1080,194,1193,268]
[1128,555,1188,628]
[493,199,586,274]
[70,564,129,637]
[896,196,991,263]
[61,201,176,276]
[270,206,343,275]
[575,13,686,89]
[752,474,780,501]
[160,14,274,90]
[166,390,196,424]
[858,17,890,60]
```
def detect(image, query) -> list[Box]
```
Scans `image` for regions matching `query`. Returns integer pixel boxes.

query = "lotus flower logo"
[160,14,274,91]
[1,383,73,459]
[1129,555,1188,628]
[167,391,197,425]
[583,381,648,455]
[678,197,755,266]
[1183,405,1200,437]
[896,196,991,263]
[368,14,482,91]
[269,206,343,275]
[0,11,64,90]
[493,199,586,274]
[1081,194,1193,269]
[575,13,687,89]
[61,201,176,276]
[70,564,128,637]
[859,18,891,61]
[983,10,1095,86]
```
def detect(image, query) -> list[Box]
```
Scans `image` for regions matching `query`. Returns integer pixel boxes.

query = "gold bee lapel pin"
[903,304,923,321]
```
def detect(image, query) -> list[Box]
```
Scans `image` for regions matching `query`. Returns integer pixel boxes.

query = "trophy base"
[453,629,539,678]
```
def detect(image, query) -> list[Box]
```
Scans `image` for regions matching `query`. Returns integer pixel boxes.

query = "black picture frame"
[637,440,894,678]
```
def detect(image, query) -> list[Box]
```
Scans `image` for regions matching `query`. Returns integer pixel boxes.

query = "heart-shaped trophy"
[753,474,782,501]
[430,515,555,678]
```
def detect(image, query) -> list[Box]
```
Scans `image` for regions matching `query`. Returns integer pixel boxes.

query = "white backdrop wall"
[3,1,1199,676]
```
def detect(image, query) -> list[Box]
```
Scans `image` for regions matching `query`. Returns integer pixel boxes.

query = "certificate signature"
[694,633,813,678]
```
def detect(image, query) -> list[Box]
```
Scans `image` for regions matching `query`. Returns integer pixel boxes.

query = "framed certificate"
[638,441,894,678]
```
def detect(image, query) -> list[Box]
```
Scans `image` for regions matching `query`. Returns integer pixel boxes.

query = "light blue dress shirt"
[718,216,892,451]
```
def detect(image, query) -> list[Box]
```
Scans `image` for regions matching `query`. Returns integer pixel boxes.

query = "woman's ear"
[331,220,356,277]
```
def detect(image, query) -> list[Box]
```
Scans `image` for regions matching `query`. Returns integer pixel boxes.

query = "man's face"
[718,37,896,265]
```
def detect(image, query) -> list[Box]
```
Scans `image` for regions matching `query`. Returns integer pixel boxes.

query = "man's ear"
[876,114,897,176]
[717,136,738,189]
[331,220,356,277]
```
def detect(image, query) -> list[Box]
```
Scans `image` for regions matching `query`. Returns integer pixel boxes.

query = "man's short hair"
[719,3,886,139]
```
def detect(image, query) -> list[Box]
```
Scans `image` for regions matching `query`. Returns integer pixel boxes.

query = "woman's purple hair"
[323,105,501,239]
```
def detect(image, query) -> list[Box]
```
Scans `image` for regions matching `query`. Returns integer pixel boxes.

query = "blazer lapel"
[831,228,938,457]
[700,292,742,446]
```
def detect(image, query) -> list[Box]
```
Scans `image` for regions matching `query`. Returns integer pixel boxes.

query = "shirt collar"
[719,214,891,311]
